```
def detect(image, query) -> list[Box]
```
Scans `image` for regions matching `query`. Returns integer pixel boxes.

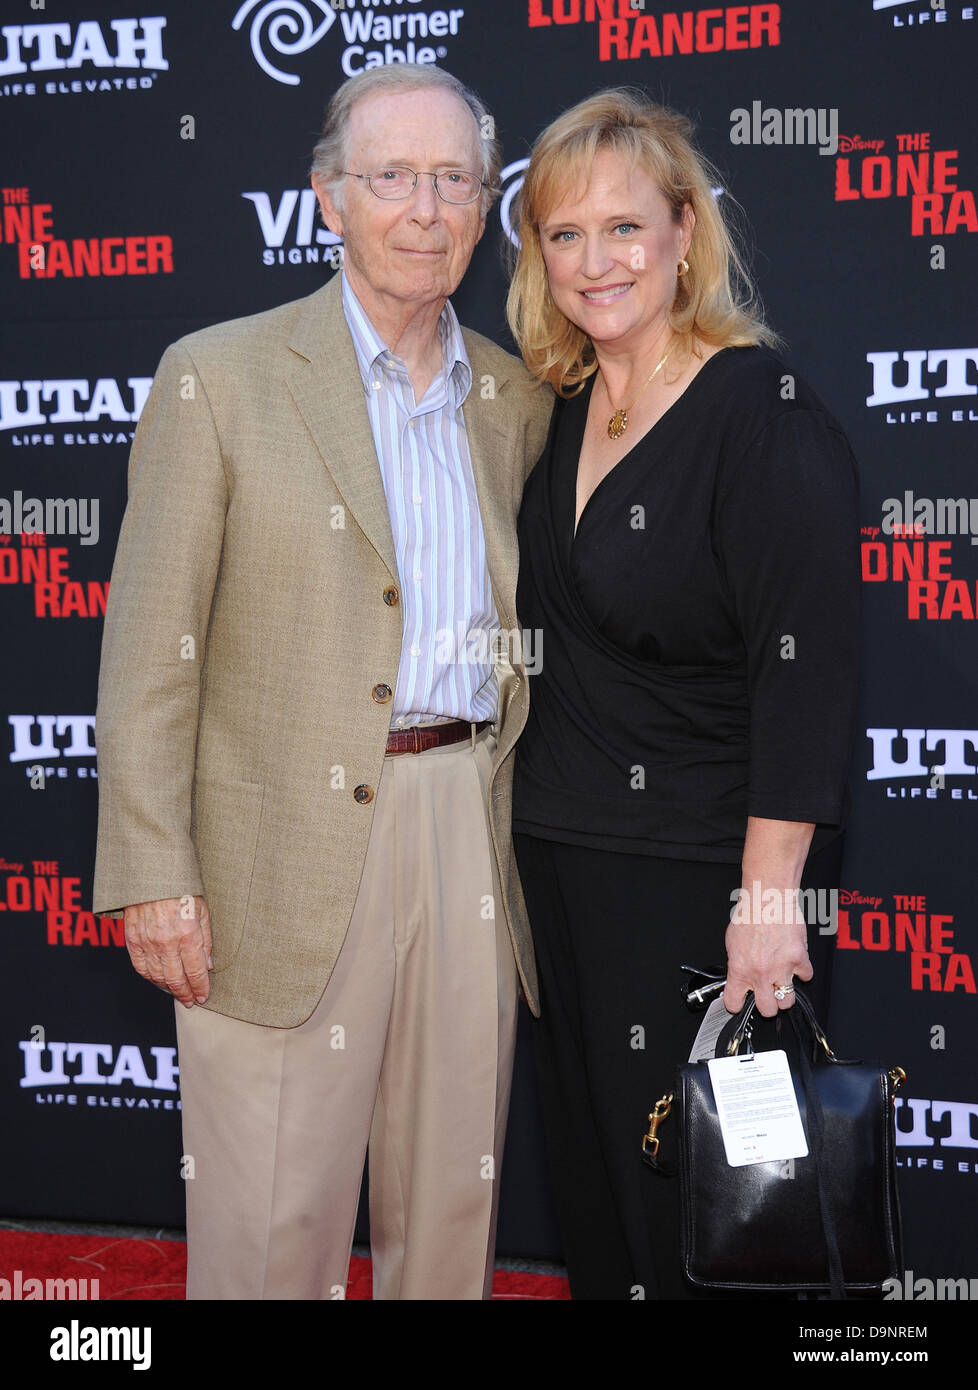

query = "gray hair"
[309,64,501,216]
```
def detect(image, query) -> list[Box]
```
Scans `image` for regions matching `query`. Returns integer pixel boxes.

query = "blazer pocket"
[190,774,264,972]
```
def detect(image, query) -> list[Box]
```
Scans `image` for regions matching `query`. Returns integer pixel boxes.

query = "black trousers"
[514,832,842,1301]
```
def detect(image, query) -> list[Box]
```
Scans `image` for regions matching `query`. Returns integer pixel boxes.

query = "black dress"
[512,346,860,1300]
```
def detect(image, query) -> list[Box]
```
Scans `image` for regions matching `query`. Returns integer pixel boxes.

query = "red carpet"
[0,1231,569,1300]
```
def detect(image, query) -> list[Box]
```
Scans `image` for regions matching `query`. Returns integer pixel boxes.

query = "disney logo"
[838,135,885,154]
[839,889,884,908]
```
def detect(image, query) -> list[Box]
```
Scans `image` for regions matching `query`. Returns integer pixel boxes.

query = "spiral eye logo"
[499,158,530,249]
[232,0,336,86]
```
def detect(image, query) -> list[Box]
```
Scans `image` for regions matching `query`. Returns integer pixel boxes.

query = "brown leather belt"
[385,719,490,756]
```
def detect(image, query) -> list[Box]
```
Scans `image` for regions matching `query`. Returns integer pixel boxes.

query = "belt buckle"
[410,726,422,754]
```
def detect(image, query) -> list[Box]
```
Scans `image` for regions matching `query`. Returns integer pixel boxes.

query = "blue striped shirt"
[341,271,498,728]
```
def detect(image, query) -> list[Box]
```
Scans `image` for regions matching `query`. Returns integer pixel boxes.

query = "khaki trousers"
[174,725,517,1300]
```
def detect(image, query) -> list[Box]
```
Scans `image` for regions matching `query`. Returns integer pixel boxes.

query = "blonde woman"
[507,90,860,1300]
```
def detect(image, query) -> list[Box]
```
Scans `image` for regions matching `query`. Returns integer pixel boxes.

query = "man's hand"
[122,896,213,1008]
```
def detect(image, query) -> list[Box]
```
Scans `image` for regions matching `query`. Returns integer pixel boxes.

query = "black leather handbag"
[641,989,905,1298]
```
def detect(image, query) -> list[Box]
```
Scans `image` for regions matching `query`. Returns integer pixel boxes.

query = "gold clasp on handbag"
[642,1093,673,1158]
[888,1066,907,1099]
[815,1029,836,1060]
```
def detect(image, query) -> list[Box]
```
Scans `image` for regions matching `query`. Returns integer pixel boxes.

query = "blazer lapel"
[285,280,524,623]
[462,336,521,634]
[285,276,399,582]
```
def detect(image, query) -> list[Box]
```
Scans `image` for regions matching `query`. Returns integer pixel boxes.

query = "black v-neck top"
[512,346,860,863]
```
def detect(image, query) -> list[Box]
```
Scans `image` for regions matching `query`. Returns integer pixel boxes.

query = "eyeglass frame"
[340,167,489,206]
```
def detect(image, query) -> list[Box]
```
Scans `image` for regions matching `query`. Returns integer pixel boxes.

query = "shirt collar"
[340,270,472,409]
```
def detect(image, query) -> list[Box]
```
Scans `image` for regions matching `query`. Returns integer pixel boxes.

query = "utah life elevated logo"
[232,0,466,83]
[0,17,167,98]
[872,0,976,31]
[20,1033,182,1117]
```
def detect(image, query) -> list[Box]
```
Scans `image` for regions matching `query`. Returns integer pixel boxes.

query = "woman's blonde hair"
[506,88,778,395]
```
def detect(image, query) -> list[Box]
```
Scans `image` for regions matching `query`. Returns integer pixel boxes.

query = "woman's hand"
[722,816,817,1018]
[724,914,813,1018]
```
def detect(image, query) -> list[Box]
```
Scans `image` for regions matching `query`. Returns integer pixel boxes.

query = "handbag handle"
[719,987,837,1060]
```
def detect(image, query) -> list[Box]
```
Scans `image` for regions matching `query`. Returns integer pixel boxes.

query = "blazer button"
[372,683,393,703]
[353,785,374,805]
[383,585,399,606]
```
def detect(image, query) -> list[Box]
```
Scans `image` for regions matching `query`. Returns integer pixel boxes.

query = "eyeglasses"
[342,167,485,205]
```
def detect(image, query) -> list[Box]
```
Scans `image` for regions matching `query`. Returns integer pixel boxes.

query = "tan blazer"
[92,274,554,1027]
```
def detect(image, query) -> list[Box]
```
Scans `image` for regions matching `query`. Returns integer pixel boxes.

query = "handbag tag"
[688,997,733,1061]
[706,1050,810,1167]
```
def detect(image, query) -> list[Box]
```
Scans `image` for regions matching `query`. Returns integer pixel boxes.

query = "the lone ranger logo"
[527,2,781,61]
[0,860,125,950]
[232,0,465,84]
[835,130,977,237]
[836,891,975,995]
[2,188,173,282]
[865,348,978,424]
[0,17,167,97]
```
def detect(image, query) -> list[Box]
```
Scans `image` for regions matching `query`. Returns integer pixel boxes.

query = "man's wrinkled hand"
[122,895,213,1008]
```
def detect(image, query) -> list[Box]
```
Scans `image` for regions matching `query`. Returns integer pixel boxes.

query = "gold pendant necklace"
[606,340,675,440]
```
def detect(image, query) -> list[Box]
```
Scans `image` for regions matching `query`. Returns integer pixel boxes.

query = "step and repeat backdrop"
[2,0,976,1281]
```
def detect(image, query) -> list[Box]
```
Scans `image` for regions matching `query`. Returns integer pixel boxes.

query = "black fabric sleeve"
[714,409,861,826]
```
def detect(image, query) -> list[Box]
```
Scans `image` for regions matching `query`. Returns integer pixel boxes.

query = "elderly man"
[92,64,553,1301]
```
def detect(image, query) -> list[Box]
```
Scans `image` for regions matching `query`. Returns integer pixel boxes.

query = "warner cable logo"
[243,188,342,268]
[232,0,464,84]
[0,17,167,97]
[527,1,780,62]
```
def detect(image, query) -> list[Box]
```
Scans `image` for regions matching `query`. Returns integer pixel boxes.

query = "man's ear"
[312,175,343,238]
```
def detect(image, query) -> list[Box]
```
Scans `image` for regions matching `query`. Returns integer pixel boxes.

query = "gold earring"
[677,258,689,277]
